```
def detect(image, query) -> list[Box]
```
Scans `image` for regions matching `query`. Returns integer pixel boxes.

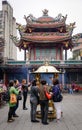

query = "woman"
[39,80,49,125]
[30,80,39,122]
[13,79,21,117]
[7,80,19,122]
[22,79,28,110]
[52,78,63,122]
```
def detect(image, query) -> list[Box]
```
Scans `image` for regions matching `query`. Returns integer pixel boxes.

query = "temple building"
[15,9,75,62]
[11,9,76,83]
[0,8,82,85]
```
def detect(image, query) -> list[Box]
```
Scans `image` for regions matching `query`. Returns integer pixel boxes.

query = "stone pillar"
[24,50,26,61]
[65,50,67,60]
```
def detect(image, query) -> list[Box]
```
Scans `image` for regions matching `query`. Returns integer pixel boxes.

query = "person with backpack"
[52,78,63,122]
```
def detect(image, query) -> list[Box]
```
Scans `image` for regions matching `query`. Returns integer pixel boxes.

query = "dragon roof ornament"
[42,9,48,16]
[66,22,76,35]
[23,10,67,24]
[16,23,25,34]
[10,35,20,46]
[72,33,82,43]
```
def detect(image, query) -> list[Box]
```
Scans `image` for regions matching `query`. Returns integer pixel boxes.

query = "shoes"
[61,112,63,117]
[7,118,15,123]
[42,122,49,125]
[13,114,19,117]
[31,120,39,123]
[23,108,28,110]
[56,119,60,123]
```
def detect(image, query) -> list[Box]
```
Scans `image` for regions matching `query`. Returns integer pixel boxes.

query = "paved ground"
[0,92,82,130]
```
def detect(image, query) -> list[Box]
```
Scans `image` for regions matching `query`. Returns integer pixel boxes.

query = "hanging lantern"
[23,42,27,48]
[60,27,63,32]
[65,43,68,47]
[24,44,27,48]
[29,28,32,33]
[63,41,68,48]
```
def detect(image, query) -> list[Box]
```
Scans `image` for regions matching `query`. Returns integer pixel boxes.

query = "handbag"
[10,93,17,104]
[45,91,52,100]
[44,86,52,100]
[17,93,22,100]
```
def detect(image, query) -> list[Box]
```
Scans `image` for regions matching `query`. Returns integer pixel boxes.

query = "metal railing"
[5,60,82,66]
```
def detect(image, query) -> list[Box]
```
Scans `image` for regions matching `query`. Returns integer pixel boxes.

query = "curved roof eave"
[21,33,71,43]
[21,38,71,43]
[26,21,65,29]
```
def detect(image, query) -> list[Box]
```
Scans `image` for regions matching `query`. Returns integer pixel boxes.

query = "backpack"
[53,92,63,102]
[52,85,63,102]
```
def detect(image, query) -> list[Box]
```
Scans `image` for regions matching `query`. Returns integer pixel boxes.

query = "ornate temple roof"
[23,9,67,29]
[11,9,75,50]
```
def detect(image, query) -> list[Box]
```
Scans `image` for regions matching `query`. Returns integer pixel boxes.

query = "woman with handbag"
[52,78,63,122]
[39,80,50,125]
[13,79,21,117]
[7,80,19,123]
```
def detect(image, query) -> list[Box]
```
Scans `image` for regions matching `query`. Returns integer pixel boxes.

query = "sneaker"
[7,119,15,123]
[31,120,39,123]
[42,122,49,125]
[61,112,63,117]
[23,108,28,110]
[56,119,60,123]
[13,114,19,117]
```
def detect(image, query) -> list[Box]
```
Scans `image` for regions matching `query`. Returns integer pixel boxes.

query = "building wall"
[0,1,17,60]
[30,46,62,60]
[73,36,82,60]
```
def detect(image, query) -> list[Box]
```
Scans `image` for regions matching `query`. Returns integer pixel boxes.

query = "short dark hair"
[41,80,46,85]
[53,78,59,85]
[9,80,14,87]
[14,79,17,84]
[32,79,37,86]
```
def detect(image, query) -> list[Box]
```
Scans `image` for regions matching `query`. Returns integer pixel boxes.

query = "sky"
[0,0,82,60]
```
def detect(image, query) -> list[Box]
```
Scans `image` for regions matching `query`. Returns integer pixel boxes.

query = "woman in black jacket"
[22,79,28,110]
[30,79,39,122]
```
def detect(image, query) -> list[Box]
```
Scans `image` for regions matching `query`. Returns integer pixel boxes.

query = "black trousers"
[30,101,37,121]
[23,92,27,109]
[13,99,19,115]
[8,106,15,120]
[40,100,49,123]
